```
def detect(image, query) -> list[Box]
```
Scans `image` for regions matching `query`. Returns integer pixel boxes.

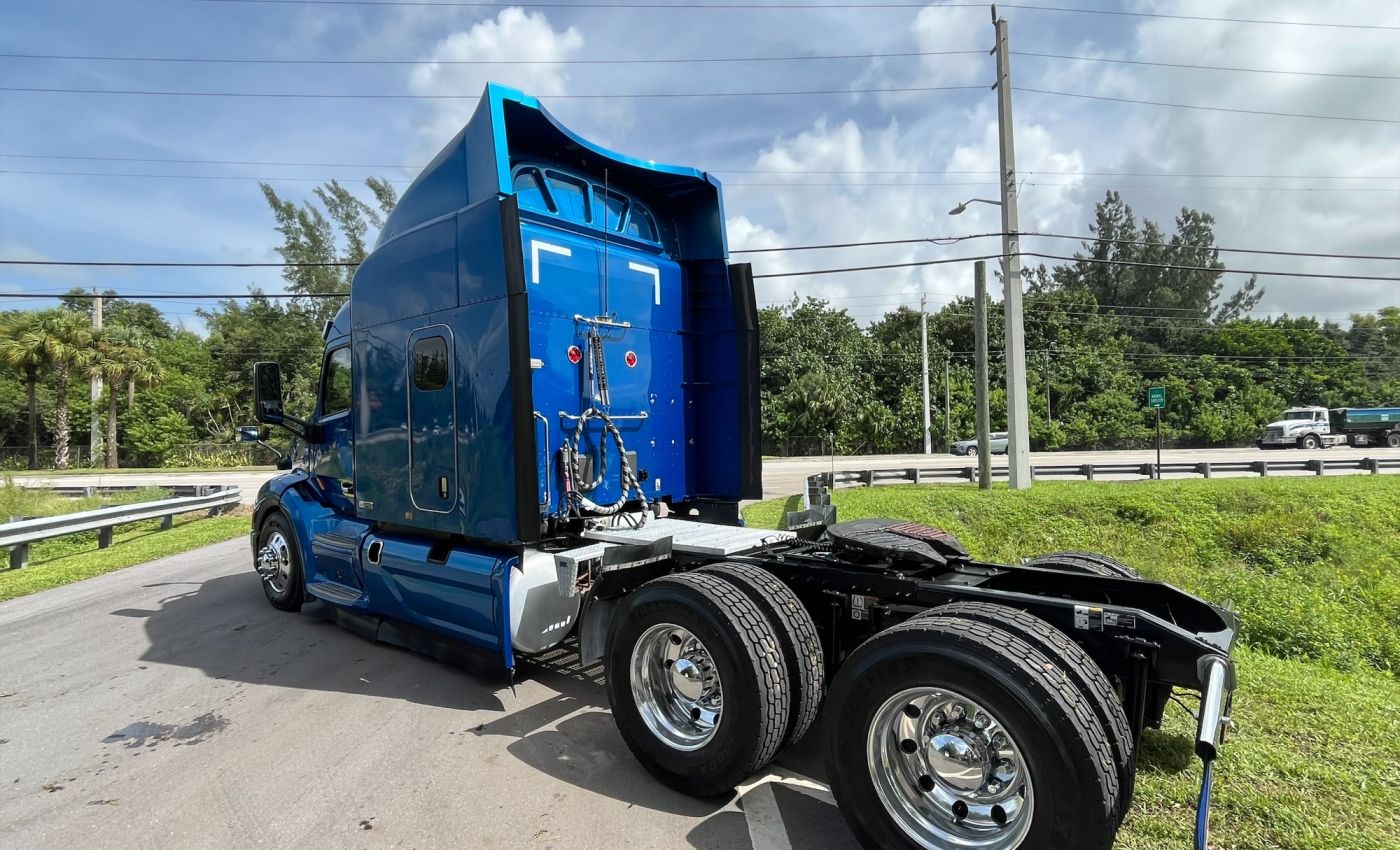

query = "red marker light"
[624,351,638,368]
[566,345,583,365]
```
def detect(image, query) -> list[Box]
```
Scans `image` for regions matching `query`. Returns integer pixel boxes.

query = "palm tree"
[91,327,163,468]
[0,309,64,469]
[40,311,96,469]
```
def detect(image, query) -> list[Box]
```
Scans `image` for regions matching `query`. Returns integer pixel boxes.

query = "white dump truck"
[1257,405,1400,449]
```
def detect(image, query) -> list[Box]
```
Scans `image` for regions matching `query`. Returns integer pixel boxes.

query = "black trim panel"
[728,262,764,500]
[499,194,541,544]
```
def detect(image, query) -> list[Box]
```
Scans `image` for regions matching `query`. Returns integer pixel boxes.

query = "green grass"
[746,477,1400,850]
[0,513,249,602]
[1,479,171,520]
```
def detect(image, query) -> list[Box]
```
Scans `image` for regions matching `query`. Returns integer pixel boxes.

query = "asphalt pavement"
[0,538,857,850]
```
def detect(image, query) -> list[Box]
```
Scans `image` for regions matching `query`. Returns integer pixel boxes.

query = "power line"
[7,170,1397,194]
[0,48,984,66]
[5,153,1395,183]
[9,48,1390,81]
[189,0,1400,31]
[1013,51,1400,81]
[734,233,1002,253]
[1018,88,1400,124]
[1022,253,1400,283]
[0,83,987,101]
[1023,232,1400,263]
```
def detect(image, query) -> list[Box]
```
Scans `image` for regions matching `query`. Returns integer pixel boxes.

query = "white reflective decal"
[530,240,572,284]
[628,261,661,305]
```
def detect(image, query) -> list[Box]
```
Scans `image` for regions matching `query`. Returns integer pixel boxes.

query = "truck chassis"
[253,500,1236,850]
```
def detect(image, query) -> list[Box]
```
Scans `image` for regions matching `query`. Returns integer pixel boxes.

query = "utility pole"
[1045,347,1053,427]
[89,291,104,468]
[944,356,951,452]
[992,6,1032,489]
[974,261,992,489]
[921,293,931,454]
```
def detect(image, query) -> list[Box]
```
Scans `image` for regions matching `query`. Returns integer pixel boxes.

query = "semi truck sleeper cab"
[247,83,1237,850]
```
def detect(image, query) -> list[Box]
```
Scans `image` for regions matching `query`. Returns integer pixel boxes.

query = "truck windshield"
[1283,411,1315,421]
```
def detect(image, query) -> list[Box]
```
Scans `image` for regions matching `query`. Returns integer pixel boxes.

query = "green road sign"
[1148,386,1166,409]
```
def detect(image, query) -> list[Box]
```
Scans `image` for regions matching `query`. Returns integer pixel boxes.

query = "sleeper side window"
[626,204,658,242]
[513,167,553,213]
[413,336,449,391]
[594,187,628,232]
[321,347,352,416]
[545,171,590,223]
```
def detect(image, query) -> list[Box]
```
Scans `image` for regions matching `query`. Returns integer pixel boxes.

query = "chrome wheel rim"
[867,687,1034,850]
[630,623,723,751]
[257,531,292,594]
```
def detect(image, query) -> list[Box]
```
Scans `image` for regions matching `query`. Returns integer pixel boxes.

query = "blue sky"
[1,0,1397,331]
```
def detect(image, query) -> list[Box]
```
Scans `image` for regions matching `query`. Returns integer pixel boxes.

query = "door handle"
[340,479,355,497]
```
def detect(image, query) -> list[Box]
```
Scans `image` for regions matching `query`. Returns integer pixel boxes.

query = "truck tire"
[698,561,825,751]
[1388,431,1400,449]
[255,512,303,612]
[824,615,1119,850]
[605,571,790,797]
[1023,550,1142,580]
[919,602,1135,824]
[1299,433,1320,450]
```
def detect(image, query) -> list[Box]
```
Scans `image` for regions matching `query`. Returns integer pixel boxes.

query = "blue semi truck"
[246,84,1237,850]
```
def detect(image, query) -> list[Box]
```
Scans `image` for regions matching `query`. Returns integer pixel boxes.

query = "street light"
[948,198,1003,216]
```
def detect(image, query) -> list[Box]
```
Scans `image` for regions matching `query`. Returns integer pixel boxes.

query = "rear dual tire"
[605,571,792,796]
[824,615,1120,850]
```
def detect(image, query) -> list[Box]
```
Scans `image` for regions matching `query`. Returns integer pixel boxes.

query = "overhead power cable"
[0,83,988,101]
[188,1,1400,31]
[1012,51,1400,81]
[1022,232,1400,262]
[4,153,1394,183]
[0,49,985,66]
[7,49,1390,80]
[1018,88,1400,124]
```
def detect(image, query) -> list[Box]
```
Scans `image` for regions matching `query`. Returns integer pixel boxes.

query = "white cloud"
[408,9,585,154]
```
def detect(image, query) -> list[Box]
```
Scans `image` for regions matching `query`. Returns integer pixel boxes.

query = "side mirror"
[237,425,265,443]
[253,362,284,425]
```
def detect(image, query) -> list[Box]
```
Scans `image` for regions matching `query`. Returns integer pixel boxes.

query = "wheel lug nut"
[973,712,989,729]
[900,738,919,754]
[932,710,947,725]
[950,704,965,721]
[991,733,1007,749]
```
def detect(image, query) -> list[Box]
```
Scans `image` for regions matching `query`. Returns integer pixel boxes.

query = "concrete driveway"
[0,538,858,850]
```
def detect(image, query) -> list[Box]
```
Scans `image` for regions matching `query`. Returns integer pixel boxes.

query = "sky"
[1,0,1397,333]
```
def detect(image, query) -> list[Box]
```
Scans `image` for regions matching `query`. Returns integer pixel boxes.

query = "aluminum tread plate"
[582,518,794,556]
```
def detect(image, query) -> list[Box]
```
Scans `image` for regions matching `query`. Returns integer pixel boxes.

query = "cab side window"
[545,171,591,223]
[513,167,553,213]
[413,336,449,391]
[321,347,352,416]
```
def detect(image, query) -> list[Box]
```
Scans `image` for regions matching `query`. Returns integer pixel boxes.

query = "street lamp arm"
[948,198,1004,215]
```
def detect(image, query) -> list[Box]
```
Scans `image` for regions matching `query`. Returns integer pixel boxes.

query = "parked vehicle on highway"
[950,431,1008,456]
[1257,405,1400,449]
[243,84,1238,850]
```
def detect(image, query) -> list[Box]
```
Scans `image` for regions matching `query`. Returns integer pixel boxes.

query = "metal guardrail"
[805,457,1400,505]
[1,487,241,569]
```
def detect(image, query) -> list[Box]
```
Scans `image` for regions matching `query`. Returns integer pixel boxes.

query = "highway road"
[11,445,1394,504]
[0,539,856,850]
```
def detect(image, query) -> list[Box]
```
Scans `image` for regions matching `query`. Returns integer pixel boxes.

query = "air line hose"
[561,407,650,525]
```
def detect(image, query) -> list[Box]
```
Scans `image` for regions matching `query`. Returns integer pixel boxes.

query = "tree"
[15,311,95,469]
[1054,192,1264,351]
[0,309,61,469]
[90,327,163,468]
[260,178,400,327]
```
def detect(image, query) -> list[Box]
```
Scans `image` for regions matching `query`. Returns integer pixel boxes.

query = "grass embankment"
[747,477,1400,850]
[0,481,249,603]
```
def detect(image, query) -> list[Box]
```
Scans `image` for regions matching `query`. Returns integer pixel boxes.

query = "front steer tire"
[697,561,825,752]
[824,615,1119,850]
[605,571,790,797]
[256,512,303,612]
